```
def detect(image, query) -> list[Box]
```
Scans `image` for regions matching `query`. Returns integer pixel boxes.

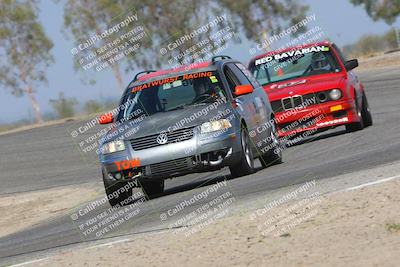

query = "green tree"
[59,0,307,76]
[0,0,54,124]
[357,34,385,55]
[384,28,399,48]
[342,28,398,57]
[49,92,78,118]
[350,0,400,24]
[217,0,308,40]
[60,0,129,91]
[121,0,308,67]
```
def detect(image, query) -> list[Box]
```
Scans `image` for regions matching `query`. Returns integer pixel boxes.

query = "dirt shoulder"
[357,51,400,71]
[32,177,400,267]
[0,183,102,238]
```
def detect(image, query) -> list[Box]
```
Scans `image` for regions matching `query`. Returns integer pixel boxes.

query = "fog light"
[317,92,328,102]
[330,105,343,112]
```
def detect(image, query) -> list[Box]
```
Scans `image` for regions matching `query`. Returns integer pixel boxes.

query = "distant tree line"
[49,93,117,119]
[0,0,398,125]
[342,28,399,58]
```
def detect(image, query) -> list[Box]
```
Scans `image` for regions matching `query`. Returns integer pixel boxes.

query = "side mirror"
[233,84,253,96]
[99,113,113,124]
[345,59,358,71]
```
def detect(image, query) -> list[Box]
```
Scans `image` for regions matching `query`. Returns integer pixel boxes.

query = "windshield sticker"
[255,46,330,66]
[132,71,213,93]
[163,80,183,90]
[210,75,218,83]
[182,71,212,80]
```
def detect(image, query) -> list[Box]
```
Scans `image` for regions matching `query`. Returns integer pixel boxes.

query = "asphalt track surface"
[0,67,399,264]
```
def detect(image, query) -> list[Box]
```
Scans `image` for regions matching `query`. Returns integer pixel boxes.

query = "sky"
[0,0,399,123]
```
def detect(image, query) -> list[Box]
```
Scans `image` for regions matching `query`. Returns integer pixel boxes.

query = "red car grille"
[271,93,317,113]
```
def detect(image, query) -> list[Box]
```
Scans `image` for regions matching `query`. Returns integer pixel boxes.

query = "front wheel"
[103,171,132,207]
[229,127,255,178]
[346,94,364,132]
[361,92,373,127]
[260,120,282,168]
[141,179,164,199]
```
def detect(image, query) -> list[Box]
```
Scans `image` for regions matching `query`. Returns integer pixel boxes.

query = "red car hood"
[263,73,346,101]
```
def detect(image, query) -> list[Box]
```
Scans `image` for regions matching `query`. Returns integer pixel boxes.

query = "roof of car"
[249,41,332,64]
[137,61,213,82]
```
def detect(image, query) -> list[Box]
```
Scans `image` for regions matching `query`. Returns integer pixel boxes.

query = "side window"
[332,43,347,64]
[224,65,240,93]
[227,63,251,86]
[236,63,261,88]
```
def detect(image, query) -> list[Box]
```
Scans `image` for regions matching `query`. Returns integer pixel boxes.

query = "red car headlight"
[329,89,342,100]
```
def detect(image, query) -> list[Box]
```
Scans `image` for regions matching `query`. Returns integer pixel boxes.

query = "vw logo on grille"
[156,133,168,145]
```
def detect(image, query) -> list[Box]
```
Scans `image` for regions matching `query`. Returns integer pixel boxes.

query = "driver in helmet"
[192,77,218,103]
[311,52,331,72]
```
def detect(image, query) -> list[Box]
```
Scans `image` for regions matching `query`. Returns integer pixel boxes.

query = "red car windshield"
[250,45,341,86]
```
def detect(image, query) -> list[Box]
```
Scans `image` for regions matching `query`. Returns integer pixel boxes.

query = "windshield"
[250,45,341,86]
[120,71,226,120]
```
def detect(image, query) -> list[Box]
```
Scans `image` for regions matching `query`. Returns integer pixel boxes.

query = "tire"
[361,92,373,127]
[141,179,164,199]
[346,93,364,132]
[260,120,282,168]
[103,171,132,207]
[229,126,255,178]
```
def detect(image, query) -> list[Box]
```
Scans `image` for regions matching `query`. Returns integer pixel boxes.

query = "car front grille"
[130,127,194,151]
[150,157,193,175]
[271,93,317,113]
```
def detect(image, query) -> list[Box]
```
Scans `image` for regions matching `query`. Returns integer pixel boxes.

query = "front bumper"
[100,127,241,184]
[275,98,359,137]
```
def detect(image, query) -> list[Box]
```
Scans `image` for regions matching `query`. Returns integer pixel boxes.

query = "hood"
[263,73,345,101]
[102,102,232,142]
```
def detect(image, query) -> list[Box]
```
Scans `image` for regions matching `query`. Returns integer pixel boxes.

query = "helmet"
[193,77,212,96]
[311,52,330,71]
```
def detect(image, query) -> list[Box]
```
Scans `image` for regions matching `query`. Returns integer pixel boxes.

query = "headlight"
[102,140,126,154]
[329,89,342,100]
[201,119,232,133]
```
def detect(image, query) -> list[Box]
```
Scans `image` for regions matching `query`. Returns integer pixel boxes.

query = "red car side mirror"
[233,84,254,96]
[345,59,359,71]
[99,113,113,124]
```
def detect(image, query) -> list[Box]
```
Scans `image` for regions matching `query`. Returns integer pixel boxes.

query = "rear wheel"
[229,126,255,178]
[141,179,164,199]
[260,120,282,168]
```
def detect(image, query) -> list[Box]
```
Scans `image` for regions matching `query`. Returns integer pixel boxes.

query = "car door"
[235,63,272,124]
[223,63,262,148]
